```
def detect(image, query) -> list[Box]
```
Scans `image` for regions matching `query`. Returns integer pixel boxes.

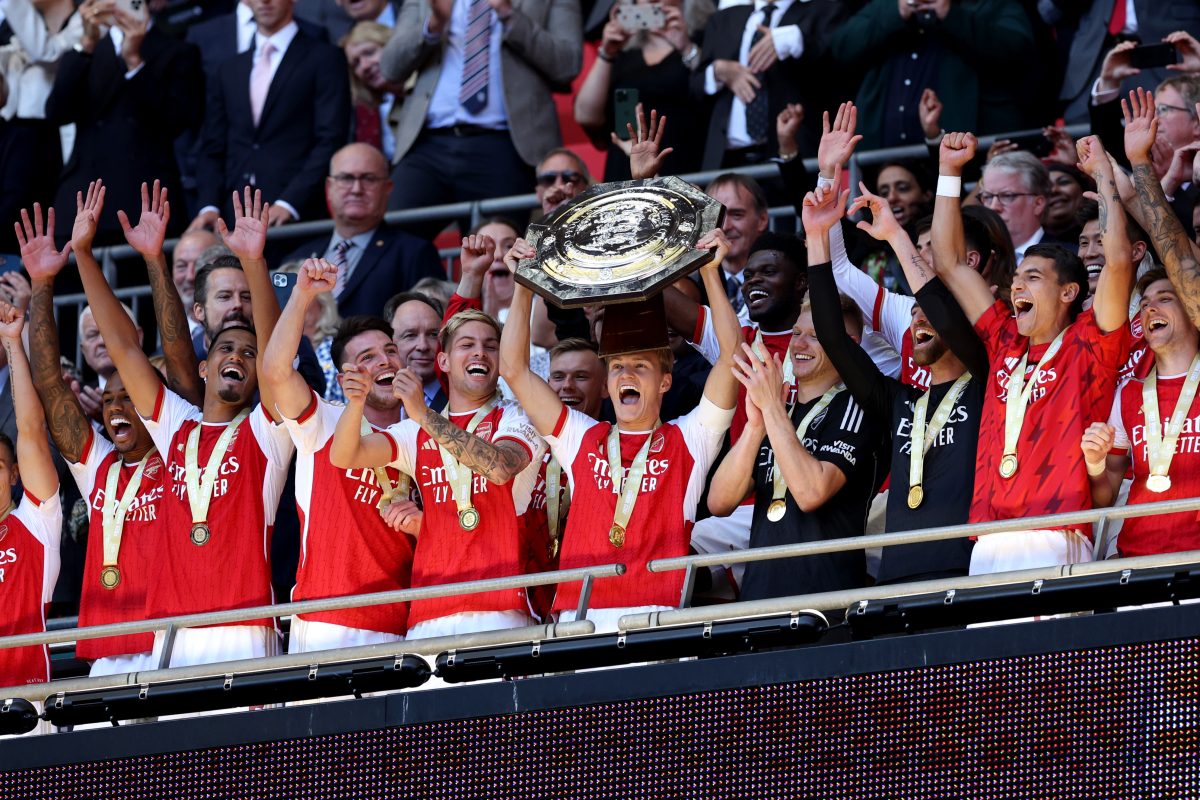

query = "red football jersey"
[547,398,732,612]
[286,393,415,636]
[867,286,929,390]
[140,387,294,627]
[1118,315,1152,383]
[971,302,1129,527]
[381,400,545,627]
[68,428,164,660]
[1110,373,1200,556]
[0,492,61,687]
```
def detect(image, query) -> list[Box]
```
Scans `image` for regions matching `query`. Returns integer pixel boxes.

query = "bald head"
[173,229,219,308]
[326,143,393,236]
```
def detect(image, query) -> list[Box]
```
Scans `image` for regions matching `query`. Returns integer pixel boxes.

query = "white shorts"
[150,625,280,670]
[89,651,155,678]
[969,528,1093,576]
[690,504,753,595]
[406,611,536,641]
[287,618,404,655]
[558,606,672,635]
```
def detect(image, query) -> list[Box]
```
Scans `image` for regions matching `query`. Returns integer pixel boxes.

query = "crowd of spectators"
[2,0,1200,708]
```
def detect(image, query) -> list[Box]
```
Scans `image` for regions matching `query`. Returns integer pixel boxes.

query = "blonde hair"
[341,21,393,106]
[439,309,502,351]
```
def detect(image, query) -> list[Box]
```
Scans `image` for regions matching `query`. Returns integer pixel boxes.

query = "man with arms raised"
[933,133,1133,574]
[331,307,546,638]
[74,183,294,666]
[500,229,740,632]
[263,258,417,653]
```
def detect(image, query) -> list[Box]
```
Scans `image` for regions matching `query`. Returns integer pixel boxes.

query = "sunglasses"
[536,170,586,188]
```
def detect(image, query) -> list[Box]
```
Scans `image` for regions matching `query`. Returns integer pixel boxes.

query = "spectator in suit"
[171,229,220,351]
[283,143,444,318]
[189,0,351,231]
[343,21,407,160]
[831,0,1036,150]
[691,0,844,168]
[383,290,447,412]
[379,0,583,215]
[979,150,1067,261]
[45,0,203,245]
[704,172,768,317]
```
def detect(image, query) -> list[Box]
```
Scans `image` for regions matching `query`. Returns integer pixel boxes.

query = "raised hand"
[599,3,631,59]
[656,5,691,53]
[801,175,848,237]
[939,131,977,175]
[1163,140,1200,196]
[746,25,777,73]
[461,234,497,277]
[340,363,372,403]
[16,203,72,283]
[0,273,33,312]
[848,182,903,242]
[695,227,731,265]
[1075,135,1112,179]
[1080,422,1115,470]
[1098,41,1140,92]
[297,257,338,297]
[217,186,269,261]
[919,88,943,140]
[1122,87,1159,165]
[985,138,1017,163]
[776,103,804,158]
[731,343,783,414]
[390,367,429,422]
[117,180,170,257]
[1166,30,1200,73]
[0,300,24,341]
[503,237,536,274]
[1044,125,1077,166]
[628,104,674,180]
[69,180,107,254]
[817,102,863,178]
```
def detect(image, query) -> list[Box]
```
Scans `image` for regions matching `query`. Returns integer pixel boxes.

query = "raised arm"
[62,184,162,418]
[1077,135,1134,334]
[329,366,399,469]
[694,229,737,410]
[263,258,337,420]
[628,104,674,181]
[20,217,90,464]
[707,408,761,517]
[849,182,934,293]
[932,133,996,324]
[217,188,283,421]
[453,233,492,304]
[117,180,203,406]
[1080,421,1126,509]
[0,303,57,501]
[1123,88,1200,328]
[498,238,565,437]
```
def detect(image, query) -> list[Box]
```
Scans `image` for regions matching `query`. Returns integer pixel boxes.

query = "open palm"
[218,186,269,260]
[1122,88,1159,162]
[118,180,170,256]
[16,204,71,282]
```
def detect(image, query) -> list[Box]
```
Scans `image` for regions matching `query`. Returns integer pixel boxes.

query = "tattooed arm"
[28,279,90,463]
[415,410,531,485]
[1078,136,1134,334]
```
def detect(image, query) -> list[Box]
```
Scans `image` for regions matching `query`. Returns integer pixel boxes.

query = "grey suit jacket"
[379,0,582,167]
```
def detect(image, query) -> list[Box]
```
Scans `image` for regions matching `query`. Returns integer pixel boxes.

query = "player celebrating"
[499,229,740,633]
[330,307,546,639]
[73,182,294,667]
[933,133,1134,574]
[0,292,61,690]
[262,257,417,653]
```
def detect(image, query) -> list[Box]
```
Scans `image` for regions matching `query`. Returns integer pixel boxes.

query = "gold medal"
[549,535,560,559]
[609,524,625,548]
[190,521,211,546]
[907,485,924,509]
[766,499,787,522]
[100,565,121,590]
[458,506,479,531]
[1146,474,1172,493]
[999,453,1018,479]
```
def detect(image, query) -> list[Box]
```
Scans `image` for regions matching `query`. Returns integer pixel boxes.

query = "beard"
[912,338,948,367]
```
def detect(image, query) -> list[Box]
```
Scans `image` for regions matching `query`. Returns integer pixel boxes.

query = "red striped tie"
[460,0,492,113]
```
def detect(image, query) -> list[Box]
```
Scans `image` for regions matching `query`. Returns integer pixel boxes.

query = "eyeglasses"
[536,170,586,188]
[1156,103,1196,117]
[978,191,1038,206]
[329,173,388,188]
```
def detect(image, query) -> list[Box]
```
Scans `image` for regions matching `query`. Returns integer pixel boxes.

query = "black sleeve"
[44,50,92,125]
[777,154,812,219]
[913,276,990,377]
[1089,97,1127,171]
[808,260,895,422]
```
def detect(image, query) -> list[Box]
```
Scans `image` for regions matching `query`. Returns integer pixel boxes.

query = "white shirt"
[236,1,256,54]
[1014,227,1045,262]
[423,0,509,129]
[703,0,804,149]
[375,3,397,27]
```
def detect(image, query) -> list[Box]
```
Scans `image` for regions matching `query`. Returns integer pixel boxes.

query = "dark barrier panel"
[2,605,1199,798]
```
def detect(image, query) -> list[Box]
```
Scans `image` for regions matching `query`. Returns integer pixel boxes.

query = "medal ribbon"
[753,329,795,387]
[438,396,497,521]
[1001,331,1065,465]
[908,374,971,494]
[185,409,251,529]
[771,385,843,508]
[360,417,410,511]
[546,456,569,550]
[606,423,659,537]
[102,451,154,570]
[1142,354,1200,484]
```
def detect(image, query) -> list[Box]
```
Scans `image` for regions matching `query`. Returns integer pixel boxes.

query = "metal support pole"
[157,624,177,670]
[678,564,696,609]
[575,575,594,622]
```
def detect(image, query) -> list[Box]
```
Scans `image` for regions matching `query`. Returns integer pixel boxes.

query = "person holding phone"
[573,0,707,180]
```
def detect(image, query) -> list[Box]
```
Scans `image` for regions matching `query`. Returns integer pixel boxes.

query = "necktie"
[332,239,354,298]
[249,41,276,127]
[460,0,492,113]
[744,3,777,145]
[725,270,744,315]
[1107,0,1127,36]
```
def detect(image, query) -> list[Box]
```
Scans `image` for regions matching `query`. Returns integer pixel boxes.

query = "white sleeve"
[876,291,917,355]
[281,391,339,455]
[689,305,721,366]
[65,423,115,500]
[380,419,420,477]
[248,403,297,468]
[17,491,62,604]
[704,63,721,96]
[495,404,548,464]
[544,407,597,488]
[861,330,902,380]
[138,385,202,457]
[828,220,894,338]
[1109,385,1130,452]
[677,396,735,474]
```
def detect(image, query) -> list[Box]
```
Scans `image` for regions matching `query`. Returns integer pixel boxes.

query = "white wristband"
[936,175,962,198]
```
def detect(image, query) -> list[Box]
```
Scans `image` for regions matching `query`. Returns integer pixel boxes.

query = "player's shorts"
[690,503,753,595]
[89,651,155,678]
[151,625,280,669]
[288,618,404,655]
[969,528,1092,576]
[406,610,536,641]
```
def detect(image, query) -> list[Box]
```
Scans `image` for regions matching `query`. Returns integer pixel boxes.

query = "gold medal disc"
[609,524,625,548]
[100,565,121,590]
[999,454,1018,479]
[907,485,924,509]
[459,506,480,531]
[190,522,211,546]
[549,536,560,559]
[1146,474,1172,493]
[766,499,787,522]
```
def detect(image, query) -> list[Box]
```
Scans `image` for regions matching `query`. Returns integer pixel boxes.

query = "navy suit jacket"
[283,222,445,318]
[185,12,327,78]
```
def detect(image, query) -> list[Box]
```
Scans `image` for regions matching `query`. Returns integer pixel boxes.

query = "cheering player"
[74,182,294,667]
[933,133,1134,574]
[499,229,740,633]
[330,308,546,639]
[262,257,416,653]
[0,293,61,690]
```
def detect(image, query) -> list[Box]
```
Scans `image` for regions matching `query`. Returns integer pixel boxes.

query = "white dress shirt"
[236,1,257,54]
[1014,227,1045,263]
[423,0,509,129]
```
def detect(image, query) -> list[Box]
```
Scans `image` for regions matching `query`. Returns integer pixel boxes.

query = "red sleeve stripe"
[295,390,319,425]
[79,428,94,462]
[22,488,41,506]
[382,431,399,463]
[495,435,535,461]
[690,306,708,345]
[871,287,885,332]
[149,383,166,423]
[551,405,569,439]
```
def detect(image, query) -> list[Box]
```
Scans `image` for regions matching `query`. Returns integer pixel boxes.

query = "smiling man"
[385,292,446,414]
[934,133,1133,575]
[703,174,770,318]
